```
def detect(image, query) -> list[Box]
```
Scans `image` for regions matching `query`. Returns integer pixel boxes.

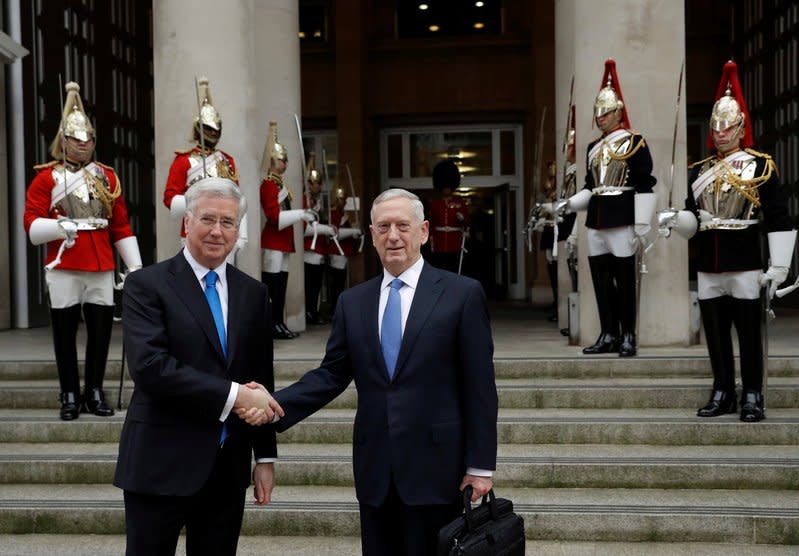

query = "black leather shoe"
[740,391,765,423]
[582,333,619,354]
[618,333,637,357]
[306,312,330,325]
[559,328,570,337]
[81,388,115,417]
[59,392,80,421]
[697,390,737,417]
[273,324,293,340]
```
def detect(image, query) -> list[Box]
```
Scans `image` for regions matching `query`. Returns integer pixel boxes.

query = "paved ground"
[1,302,797,362]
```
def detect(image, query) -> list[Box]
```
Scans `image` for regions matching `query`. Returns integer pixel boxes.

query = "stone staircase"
[1,356,799,555]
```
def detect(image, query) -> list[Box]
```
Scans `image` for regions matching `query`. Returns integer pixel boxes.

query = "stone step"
[3,377,799,410]
[2,356,798,381]
[1,536,796,556]
[2,442,797,490]
[2,408,799,445]
[1,484,797,544]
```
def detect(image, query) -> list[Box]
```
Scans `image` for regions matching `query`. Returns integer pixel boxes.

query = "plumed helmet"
[49,81,95,159]
[260,121,288,175]
[432,159,461,191]
[708,60,752,149]
[192,77,222,134]
[306,151,322,185]
[593,59,630,128]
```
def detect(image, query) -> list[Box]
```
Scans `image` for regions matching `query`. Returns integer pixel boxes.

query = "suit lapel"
[392,264,443,380]
[167,254,227,364]
[225,266,243,368]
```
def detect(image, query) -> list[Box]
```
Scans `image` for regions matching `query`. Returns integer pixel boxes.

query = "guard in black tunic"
[549,59,657,357]
[662,60,796,422]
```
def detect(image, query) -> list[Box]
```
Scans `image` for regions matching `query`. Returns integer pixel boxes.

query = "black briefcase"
[437,486,525,555]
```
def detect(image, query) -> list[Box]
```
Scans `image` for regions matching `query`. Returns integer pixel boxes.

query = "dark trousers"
[359,480,461,556]
[123,448,246,556]
[304,262,325,318]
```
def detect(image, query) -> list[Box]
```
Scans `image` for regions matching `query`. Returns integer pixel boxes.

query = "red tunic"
[23,162,134,272]
[329,208,358,257]
[163,147,238,237]
[303,194,327,255]
[429,196,469,253]
[259,176,294,253]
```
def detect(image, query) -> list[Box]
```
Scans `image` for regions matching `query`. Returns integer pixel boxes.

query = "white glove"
[698,209,713,223]
[302,209,318,223]
[304,223,336,237]
[337,228,362,240]
[759,266,789,299]
[59,219,78,247]
[278,209,316,230]
[539,202,554,216]
[566,233,577,251]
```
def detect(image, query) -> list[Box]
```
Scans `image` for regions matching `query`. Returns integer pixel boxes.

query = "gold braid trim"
[711,153,775,208]
[607,134,646,161]
[87,167,122,218]
[268,172,291,202]
[688,154,715,171]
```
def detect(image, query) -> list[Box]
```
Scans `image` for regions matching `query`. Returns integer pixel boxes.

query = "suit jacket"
[114,252,276,497]
[274,262,498,507]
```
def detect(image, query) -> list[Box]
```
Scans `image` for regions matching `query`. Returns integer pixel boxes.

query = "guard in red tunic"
[428,159,470,273]
[259,121,317,339]
[163,77,245,258]
[302,153,337,325]
[23,81,142,420]
[327,186,363,316]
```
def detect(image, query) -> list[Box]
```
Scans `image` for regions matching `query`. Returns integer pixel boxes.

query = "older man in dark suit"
[114,177,283,555]
[262,188,498,556]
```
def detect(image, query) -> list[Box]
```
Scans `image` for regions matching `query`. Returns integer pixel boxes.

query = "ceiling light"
[429,24,440,32]
[475,1,484,6]
[474,22,485,29]
[298,31,306,39]
[419,3,429,9]
[313,30,321,38]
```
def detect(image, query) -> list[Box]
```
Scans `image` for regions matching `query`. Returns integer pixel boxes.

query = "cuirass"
[561,168,577,199]
[187,152,235,186]
[697,157,758,222]
[591,135,631,193]
[53,168,107,219]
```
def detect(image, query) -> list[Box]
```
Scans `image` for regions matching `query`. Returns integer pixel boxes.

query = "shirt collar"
[381,256,424,291]
[182,247,228,290]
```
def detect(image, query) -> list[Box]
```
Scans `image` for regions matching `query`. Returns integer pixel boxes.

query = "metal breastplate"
[187,152,235,186]
[52,168,107,219]
[696,158,758,225]
[561,168,577,199]
[590,135,631,195]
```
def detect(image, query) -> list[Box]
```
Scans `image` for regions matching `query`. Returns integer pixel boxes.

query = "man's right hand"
[234,382,285,426]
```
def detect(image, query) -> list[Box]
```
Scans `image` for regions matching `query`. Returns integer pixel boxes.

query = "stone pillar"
[555,0,691,346]
[153,0,260,277]
[252,1,306,332]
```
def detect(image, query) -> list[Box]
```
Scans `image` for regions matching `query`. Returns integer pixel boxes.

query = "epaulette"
[174,148,193,155]
[744,147,772,160]
[219,149,233,160]
[688,154,715,171]
[33,160,59,171]
[94,161,115,171]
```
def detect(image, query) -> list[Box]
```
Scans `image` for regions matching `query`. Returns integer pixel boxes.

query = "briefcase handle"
[461,485,500,533]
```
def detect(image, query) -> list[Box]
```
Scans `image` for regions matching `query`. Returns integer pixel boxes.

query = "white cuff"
[466,467,493,477]
[219,383,238,422]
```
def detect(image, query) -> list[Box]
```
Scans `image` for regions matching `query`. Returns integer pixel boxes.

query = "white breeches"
[587,226,636,257]
[303,251,325,265]
[46,270,114,308]
[328,254,348,270]
[698,270,761,301]
[262,249,290,273]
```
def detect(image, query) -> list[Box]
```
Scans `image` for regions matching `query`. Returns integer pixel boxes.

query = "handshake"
[233,382,285,426]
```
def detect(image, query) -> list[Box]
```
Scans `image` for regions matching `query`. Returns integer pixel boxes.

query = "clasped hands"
[234,382,285,426]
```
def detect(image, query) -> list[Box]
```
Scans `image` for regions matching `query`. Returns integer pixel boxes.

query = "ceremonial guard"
[551,59,657,357]
[259,121,317,339]
[429,159,470,273]
[24,82,142,420]
[662,61,795,422]
[327,185,363,315]
[163,77,246,258]
[302,153,337,324]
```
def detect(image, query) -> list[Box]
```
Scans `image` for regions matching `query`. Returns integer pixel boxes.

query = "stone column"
[153,0,260,277]
[252,1,306,332]
[555,0,691,346]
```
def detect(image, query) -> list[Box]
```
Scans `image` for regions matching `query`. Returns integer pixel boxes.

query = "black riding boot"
[304,262,328,324]
[614,255,637,357]
[50,305,82,420]
[583,255,619,354]
[733,298,765,421]
[327,267,347,317]
[263,272,295,340]
[547,261,558,322]
[697,297,737,417]
[82,303,115,416]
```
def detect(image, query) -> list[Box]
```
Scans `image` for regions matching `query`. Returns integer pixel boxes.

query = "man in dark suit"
[263,188,498,556]
[114,177,284,555]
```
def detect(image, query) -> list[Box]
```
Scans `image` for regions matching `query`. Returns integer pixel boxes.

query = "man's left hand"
[252,462,275,506]
[460,474,493,502]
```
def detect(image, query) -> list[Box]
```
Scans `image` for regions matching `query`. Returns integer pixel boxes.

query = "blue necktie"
[204,271,228,445]
[381,279,403,380]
